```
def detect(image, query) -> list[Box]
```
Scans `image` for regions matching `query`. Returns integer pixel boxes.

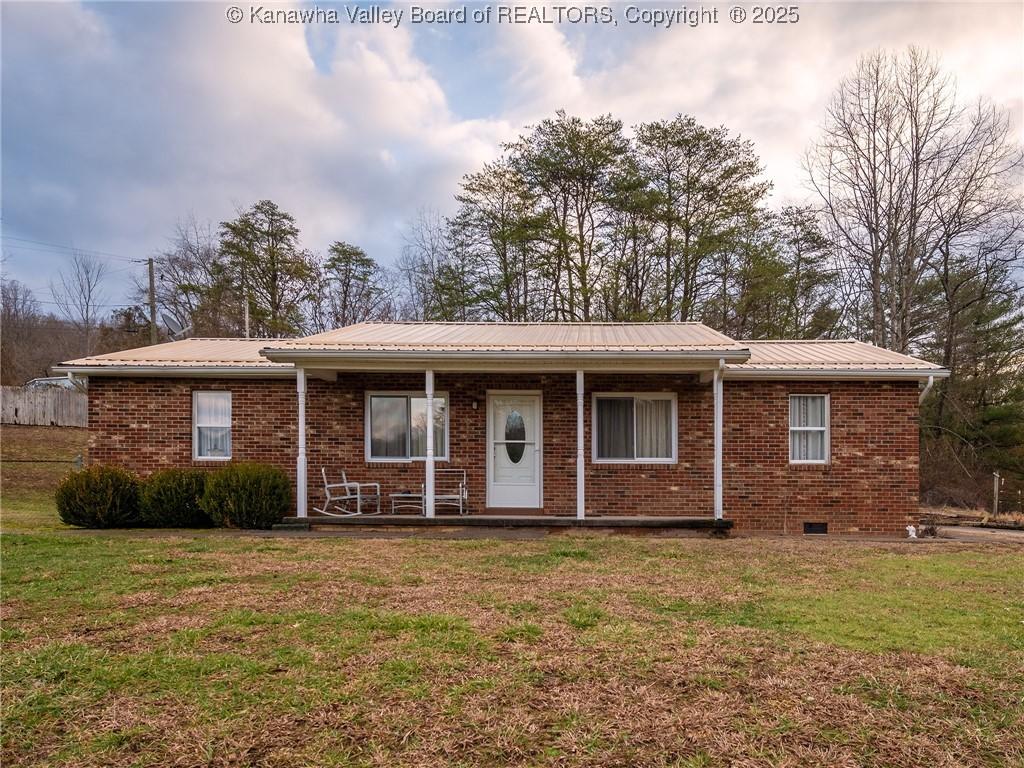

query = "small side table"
[390,492,424,515]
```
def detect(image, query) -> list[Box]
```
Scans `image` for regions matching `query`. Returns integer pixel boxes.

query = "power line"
[11,264,143,282]
[1,236,142,263]
[13,284,141,310]
[36,300,140,309]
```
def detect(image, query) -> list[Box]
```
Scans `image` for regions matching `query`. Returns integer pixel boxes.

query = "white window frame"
[789,394,830,465]
[591,392,678,465]
[364,391,450,463]
[192,391,232,461]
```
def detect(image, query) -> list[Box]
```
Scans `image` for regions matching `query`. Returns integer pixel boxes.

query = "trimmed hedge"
[200,462,291,529]
[140,468,211,528]
[55,465,142,528]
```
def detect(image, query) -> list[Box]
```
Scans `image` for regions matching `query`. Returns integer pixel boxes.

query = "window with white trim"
[593,393,676,463]
[193,391,232,460]
[789,394,829,463]
[366,393,448,461]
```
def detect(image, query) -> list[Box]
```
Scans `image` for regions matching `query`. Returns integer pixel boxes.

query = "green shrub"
[200,463,291,529]
[140,469,211,527]
[55,465,141,528]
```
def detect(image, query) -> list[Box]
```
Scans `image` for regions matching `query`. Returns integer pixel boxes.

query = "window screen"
[194,391,231,459]
[789,395,828,463]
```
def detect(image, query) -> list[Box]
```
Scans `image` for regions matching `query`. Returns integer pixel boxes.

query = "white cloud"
[1,0,1020,303]
[492,1,1023,202]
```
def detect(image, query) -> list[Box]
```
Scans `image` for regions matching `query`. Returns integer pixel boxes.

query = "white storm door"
[487,394,542,508]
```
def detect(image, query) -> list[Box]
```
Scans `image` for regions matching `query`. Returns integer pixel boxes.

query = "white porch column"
[425,369,436,518]
[713,359,724,520]
[576,370,585,520]
[296,367,308,518]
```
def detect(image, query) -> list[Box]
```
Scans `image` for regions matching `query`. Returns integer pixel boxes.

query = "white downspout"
[576,370,585,520]
[919,375,935,404]
[425,369,436,518]
[713,358,724,520]
[296,367,307,518]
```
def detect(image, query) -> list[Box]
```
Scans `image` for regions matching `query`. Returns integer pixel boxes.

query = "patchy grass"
[2,531,1022,767]
[2,427,1023,766]
[1,424,86,532]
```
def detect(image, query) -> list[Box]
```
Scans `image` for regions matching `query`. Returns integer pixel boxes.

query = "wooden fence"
[1,386,88,427]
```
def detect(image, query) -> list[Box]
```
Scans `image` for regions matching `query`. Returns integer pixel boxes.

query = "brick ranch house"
[55,322,949,534]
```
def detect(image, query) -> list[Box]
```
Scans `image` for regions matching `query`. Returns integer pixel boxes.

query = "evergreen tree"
[218,200,313,337]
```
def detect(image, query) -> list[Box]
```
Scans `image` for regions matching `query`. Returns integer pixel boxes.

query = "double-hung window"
[789,394,829,464]
[366,393,448,461]
[592,393,676,463]
[193,391,231,460]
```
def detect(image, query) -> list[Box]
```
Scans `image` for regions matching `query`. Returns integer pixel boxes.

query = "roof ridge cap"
[328,321,710,327]
[740,338,858,343]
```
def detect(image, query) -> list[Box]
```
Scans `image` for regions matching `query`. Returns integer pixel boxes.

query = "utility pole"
[239,263,250,339]
[147,257,158,346]
[993,472,1001,517]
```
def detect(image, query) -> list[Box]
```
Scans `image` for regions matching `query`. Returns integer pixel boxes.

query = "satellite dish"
[162,313,183,334]
[162,313,192,340]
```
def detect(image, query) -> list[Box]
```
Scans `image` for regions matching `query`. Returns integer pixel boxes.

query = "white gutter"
[918,375,935,404]
[724,368,950,381]
[53,362,950,383]
[52,365,296,378]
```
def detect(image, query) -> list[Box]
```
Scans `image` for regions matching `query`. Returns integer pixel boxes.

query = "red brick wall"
[724,380,920,534]
[86,374,919,533]
[86,377,297,479]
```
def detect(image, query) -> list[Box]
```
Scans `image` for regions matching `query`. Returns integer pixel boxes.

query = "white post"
[296,367,307,518]
[713,360,724,520]
[576,370,585,520]
[425,369,436,519]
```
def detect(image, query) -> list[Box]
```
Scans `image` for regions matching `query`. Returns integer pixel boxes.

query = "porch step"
[272,521,312,532]
[279,514,732,531]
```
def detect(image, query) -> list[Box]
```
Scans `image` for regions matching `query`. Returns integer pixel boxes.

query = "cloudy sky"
[2,0,1021,310]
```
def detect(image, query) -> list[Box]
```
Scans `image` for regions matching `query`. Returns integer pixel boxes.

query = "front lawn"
[2,426,1023,766]
[2,528,1023,766]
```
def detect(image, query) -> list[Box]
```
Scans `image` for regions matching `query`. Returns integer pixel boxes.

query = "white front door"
[487,393,542,508]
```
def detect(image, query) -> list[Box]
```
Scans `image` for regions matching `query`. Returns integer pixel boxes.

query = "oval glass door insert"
[504,410,526,463]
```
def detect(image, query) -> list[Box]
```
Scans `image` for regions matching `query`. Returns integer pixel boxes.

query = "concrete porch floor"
[276,514,733,533]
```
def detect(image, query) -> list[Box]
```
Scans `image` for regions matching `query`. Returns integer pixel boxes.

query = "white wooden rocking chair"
[314,468,382,516]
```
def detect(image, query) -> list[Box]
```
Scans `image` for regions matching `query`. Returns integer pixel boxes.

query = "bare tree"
[136,215,225,335]
[397,208,478,321]
[806,46,1023,353]
[50,253,108,356]
[1,277,48,383]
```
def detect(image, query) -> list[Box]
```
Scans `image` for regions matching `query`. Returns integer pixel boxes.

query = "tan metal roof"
[732,339,947,373]
[55,328,947,380]
[267,321,744,353]
[57,338,290,369]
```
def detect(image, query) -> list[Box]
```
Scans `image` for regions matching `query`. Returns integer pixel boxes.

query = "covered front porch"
[260,339,737,526]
